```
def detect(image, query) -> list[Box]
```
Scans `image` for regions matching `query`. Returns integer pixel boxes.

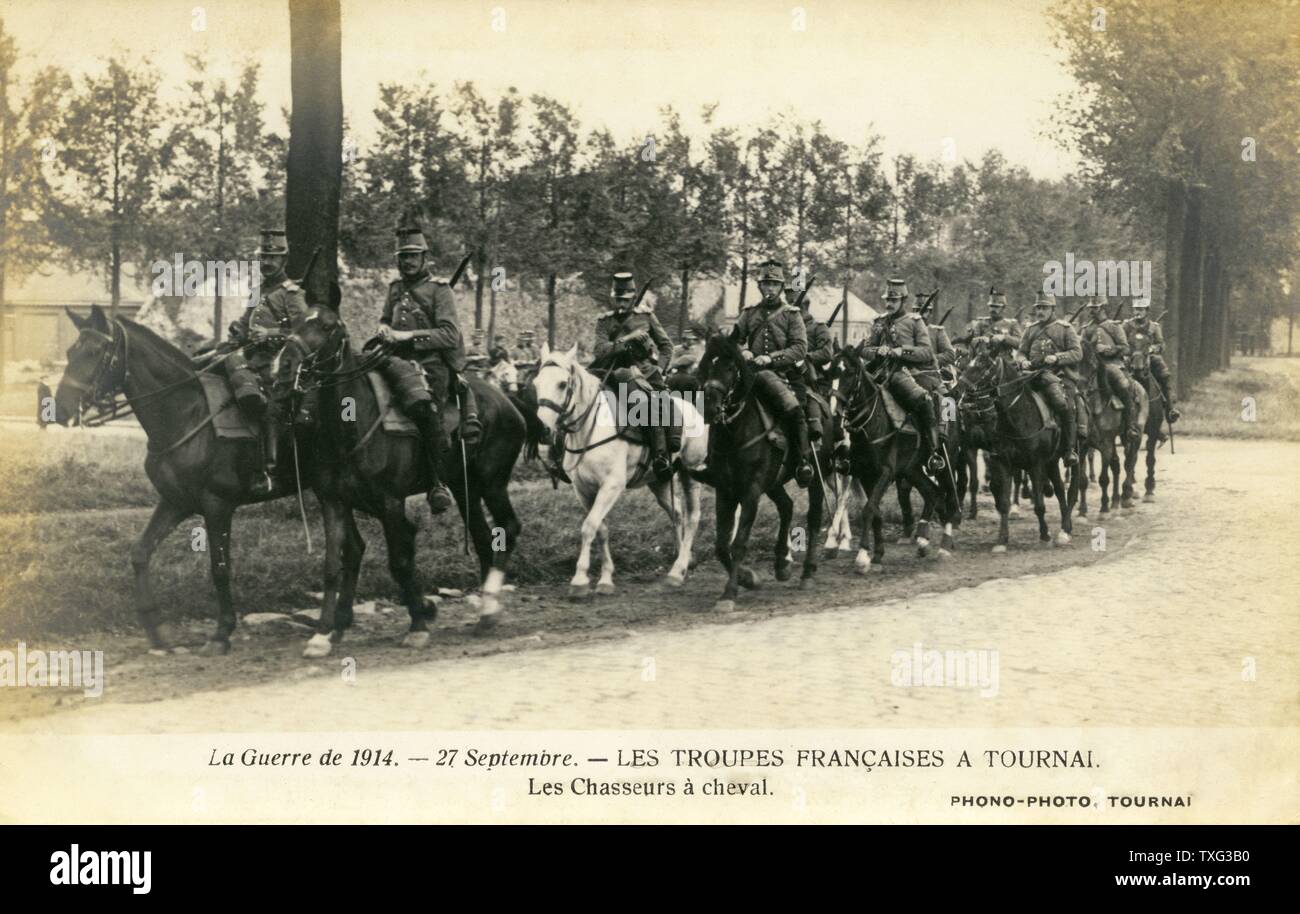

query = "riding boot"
[411,402,453,514]
[1060,406,1078,466]
[786,407,814,487]
[650,425,672,482]
[1117,375,1142,440]
[457,379,482,445]
[1159,377,1180,422]
[915,401,946,475]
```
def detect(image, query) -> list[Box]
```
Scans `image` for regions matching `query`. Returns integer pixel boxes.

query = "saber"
[449,252,474,289]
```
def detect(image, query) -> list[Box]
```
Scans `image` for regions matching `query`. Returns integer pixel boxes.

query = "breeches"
[886,369,929,413]
[752,370,801,416]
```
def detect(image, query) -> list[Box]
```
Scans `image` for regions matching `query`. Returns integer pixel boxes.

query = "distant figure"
[488,340,519,392]
[36,378,53,429]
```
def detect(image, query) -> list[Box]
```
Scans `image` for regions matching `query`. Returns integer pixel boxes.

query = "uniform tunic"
[961,315,1022,347]
[381,271,465,406]
[732,301,808,374]
[593,302,672,383]
[802,311,834,384]
[231,274,309,371]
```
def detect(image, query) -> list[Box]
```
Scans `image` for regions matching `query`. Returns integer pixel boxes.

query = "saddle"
[367,371,463,437]
[199,374,257,440]
[598,376,686,452]
[878,387,918,436]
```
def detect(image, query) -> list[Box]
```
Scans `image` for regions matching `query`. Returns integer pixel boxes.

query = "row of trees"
[1052,0,1300,393]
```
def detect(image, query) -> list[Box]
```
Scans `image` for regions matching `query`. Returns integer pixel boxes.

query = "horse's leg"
[1049,459,1073,545]
[478,484,521,627]
[1031,464,1049,542]
[857,471,892,574]
[650,476,686,586]
[380,496,434,647]
[965,448,979,520]
[570,479,625,600]
[763,483,794,581]
[304,496,349,659]
[1009,467,1022,517]
[679,474,703,576]
[713,489,740,610]
[1077,445,1090,516]
[895,476,915,543]
[1098,443,1111,514]
[721,483,765,608]
[196,499,236,657]
[131,500,189,653]
[800,474,824,586]
[1088,447,1097,482]
[593,520,616,595]
[823,473,845,552]
[991,459,1012,553]
[1121,434,1138,509]
[1109,445,1121,509]
[1145,431,1157,501]
[336,509,365,633]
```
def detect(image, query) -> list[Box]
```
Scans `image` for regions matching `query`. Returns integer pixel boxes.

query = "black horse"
[272,307,527,657]
[53,305,313,655]
[827,344,957,574]
[696,334,828,611]
[956,341,1075,551]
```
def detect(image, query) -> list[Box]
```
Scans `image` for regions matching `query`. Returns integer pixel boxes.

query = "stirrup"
[651,455,673,483]
[926,452,946,474]
[250,472,275,497]
[795,461,814,488]
[1167,408,1180,423]
[427,484,453,514]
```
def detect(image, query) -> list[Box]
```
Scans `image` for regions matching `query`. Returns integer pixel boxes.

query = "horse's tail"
[507,386,548,462]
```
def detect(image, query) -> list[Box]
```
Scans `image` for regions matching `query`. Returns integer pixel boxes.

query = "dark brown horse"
[956,341,1075,551]
[696,334,827,611]
[1078,342,1146,513]
[827,344,957,574]
[271,307,527,657]
[1127,348,1169,503]
[53,305,312,656]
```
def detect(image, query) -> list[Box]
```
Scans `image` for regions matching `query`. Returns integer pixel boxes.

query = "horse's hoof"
[198,639,230,657]
[1055,531,1072,547]
[147,647,171,657]
[1008,505,1021,517]
[991,544,1008,554]
[738,568,758,590]
[474,614,499,635]
[868,562,883,574]
[798,576,813,590]
[775,565,792,582]
[303,633,333,659]
[916,537,930,558]
[665,572,685,588]
[838,547,856,559]
[402,631,430,649]
[713,599,735,613]
[937,548,953,559]
[595,582,616,596]
[567,584,591,601]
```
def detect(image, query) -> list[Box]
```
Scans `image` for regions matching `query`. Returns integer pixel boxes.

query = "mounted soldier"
[667,327,705,380]
[224,228,309,496]
[730,258,814,486]
[1123,298,1180,423]
[960,287,1022,347]
[860,277,946,474]
[915,292,958,384]
[1013,291,1081,465]
[1080,294,1141,440]
[592,271,674,481]
[785,272,833,447]
[375,227,480,514]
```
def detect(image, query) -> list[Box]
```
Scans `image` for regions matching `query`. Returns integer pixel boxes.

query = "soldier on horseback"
[730,259,814,487]
[861,278,947,475]
[1014,291,1082,466]
[225,228,309,496]
[785,272,833,450]
[1081,295,1141,440]
[593,271,675,481]
[1123,298,1180,423]
[960,287,1022,347]
[917,294,958,382]
[375,228,481,514]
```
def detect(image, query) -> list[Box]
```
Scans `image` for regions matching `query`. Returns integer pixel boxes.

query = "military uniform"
[1081,299,1140,437]
[731,259,813,485]
[862,284,945,469]
[1017,306,1083,462]
[1123,307,1179,420]
[224,229,309,495]
[959,288,1021,348]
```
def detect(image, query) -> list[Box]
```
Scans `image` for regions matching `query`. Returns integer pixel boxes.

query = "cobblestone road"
[10,435,1297,734]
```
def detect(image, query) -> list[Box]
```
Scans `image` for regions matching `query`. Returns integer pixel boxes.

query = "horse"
[695,334,833,610]
[271,306,527,657]
[52,304,313,656]
[955,341,1075,551]
[825,344,957,575]
[530,343,707,598]
[896,379,970,540]
[1078,346,1148,514]
[1127,349,1168,503]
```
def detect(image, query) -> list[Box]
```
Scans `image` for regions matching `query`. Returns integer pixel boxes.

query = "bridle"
[536,358,602,436]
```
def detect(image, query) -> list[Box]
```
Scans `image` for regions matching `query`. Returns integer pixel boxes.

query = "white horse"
[532,344,708,597]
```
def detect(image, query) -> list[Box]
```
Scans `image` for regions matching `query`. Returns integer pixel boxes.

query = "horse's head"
[270,307,346,424]
[958,338,1003,392]
[531,342,581,433]
[696,331,749,423]
[54,305,120,425]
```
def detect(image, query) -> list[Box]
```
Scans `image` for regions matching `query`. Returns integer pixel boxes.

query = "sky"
[3,0,1082,178]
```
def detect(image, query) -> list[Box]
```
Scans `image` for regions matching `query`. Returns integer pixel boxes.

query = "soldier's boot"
[549,430,570,484]
[1044,384,1077,466]
[294,387,320,428]
[251,416,277,497]
[1154,368,1179,422]
[649,425,673,482]
[912,400,946,475]
[1115,371,1142,441]
[785,406,814,488]
[411,402,453,514]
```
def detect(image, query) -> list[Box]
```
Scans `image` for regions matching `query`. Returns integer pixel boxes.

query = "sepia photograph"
[0,0,1296,864]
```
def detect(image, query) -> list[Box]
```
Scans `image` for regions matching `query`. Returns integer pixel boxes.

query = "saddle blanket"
[366,372,460,437]
[199,374,256,440]
[879,387,917,435]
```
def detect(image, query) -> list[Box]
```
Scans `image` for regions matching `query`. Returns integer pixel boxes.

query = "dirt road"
[3,434,1295,733]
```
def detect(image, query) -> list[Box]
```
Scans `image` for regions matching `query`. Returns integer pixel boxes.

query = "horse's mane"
[699,332,754,389]
[119,318,200,374]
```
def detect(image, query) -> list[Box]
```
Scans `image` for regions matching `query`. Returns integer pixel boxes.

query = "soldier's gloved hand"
[1151,344,1163,354]
[754,354,773,368]
[741,349,755,362]
[1044,354,1058,366]
[228,321,245,342]
[377,324,395,342]
[1097,345,1113,357]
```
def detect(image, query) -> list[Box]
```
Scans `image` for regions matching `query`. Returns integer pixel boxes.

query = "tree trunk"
[1199,242,1221,374]
[286,0,343,308]
[1163,181,1185,380]
[1176,186,1205,396]
[546,272,557,348]
[679,266,689,338]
